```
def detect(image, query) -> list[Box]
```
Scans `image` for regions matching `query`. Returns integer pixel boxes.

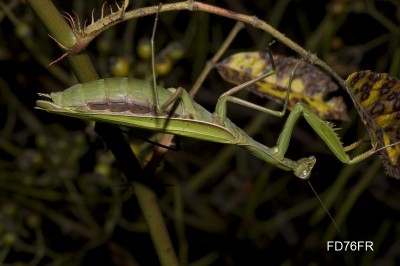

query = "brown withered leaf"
[347,70,400,178]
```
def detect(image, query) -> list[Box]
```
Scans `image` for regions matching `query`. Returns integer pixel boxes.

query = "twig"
[53,1,361,110]
[189,21,244,97]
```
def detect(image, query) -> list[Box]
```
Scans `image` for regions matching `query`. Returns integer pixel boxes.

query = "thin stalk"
[134,182,179,266]
[189,21,244,97]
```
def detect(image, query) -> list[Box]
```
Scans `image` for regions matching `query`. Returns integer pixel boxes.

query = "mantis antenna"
[150,3,184,116]
[151,3,161,113]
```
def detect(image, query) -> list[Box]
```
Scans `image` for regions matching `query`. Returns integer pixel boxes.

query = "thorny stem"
[59,0,361,110]
[26,0,98,82]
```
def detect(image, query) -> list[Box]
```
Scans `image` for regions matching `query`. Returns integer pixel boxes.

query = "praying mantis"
[36,5,396,181]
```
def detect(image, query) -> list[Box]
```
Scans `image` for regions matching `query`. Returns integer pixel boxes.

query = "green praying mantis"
[36,6,397,181]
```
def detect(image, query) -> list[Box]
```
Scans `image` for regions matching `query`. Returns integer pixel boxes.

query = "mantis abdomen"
[37,78,241,145]
[48,78,180,116]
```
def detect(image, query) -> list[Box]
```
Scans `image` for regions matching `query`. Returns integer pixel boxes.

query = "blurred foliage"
[0,0,400,265]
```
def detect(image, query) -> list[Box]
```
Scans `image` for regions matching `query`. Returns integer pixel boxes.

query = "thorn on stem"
[91,8,95,24]
[48,34,68,50]
[115,1,122,10]
[61,11,77,32]
[71,10,82,32]
[47,34,86,67]
[101,2,107,19]
[47,52,70,67]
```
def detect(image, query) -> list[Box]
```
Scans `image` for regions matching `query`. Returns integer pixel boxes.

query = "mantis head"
[294,156,316,180]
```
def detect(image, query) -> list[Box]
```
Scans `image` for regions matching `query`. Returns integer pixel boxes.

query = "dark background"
[0,0,399,265]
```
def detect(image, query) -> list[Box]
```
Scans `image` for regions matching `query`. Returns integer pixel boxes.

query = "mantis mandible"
[36,5,395,180]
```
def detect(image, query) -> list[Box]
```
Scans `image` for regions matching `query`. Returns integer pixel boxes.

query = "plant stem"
[135,182,179,266]
[26,0,98,81]
[189,21,244,97]
[27,1,179,265]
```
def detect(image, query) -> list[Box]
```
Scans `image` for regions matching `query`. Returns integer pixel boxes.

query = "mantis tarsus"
[37,5,396,180]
